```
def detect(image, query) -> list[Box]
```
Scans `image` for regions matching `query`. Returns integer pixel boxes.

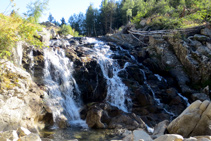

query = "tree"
[68,13,85,35]
[85,4,98,36]
[107,0,117,33]
[25,0,49,23]
[48,13,54,22]
[60,17,66,26]
[121,0,134,24]
[100,0,117,34]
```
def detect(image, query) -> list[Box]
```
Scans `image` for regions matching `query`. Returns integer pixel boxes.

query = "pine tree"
[60,17,66,26]
[48,13,54,22]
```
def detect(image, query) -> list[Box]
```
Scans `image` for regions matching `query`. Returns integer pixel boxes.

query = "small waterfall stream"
[43,48,86,127]
[87,38,132,112]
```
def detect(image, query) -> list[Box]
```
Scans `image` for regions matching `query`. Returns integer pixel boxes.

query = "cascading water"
[154,74,190,107]
[43,47,87,127]
[87,38,132,112]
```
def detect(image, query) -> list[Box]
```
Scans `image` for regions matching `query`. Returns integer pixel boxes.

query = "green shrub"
[0,13,44,59]
[58,24,82,37]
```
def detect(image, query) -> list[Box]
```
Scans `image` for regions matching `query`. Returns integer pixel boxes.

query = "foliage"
[0,13,44,59]
[74,0,211,36]
[58,24,81,37]
[60,17,66,26]
[48,13,54,22]
[25,0,49,23]
[68,13,85,35]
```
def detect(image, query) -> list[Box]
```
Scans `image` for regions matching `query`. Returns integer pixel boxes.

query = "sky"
[0,0,102,22]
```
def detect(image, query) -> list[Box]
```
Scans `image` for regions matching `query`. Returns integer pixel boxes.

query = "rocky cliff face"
[0,60,53,133]
[106,26,211,99]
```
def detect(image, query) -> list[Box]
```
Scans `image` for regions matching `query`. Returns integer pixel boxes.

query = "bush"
[58,24,81,37]
[0,13,43,59]
[149,16,182,30]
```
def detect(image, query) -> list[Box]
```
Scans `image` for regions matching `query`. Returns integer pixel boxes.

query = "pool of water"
[41,128,125,141]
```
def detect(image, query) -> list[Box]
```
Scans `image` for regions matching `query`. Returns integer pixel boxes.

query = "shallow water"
[41,128,124,141]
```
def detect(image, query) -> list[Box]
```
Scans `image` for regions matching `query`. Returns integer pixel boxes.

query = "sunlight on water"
[43,48,87,128]
[87,38,132,112]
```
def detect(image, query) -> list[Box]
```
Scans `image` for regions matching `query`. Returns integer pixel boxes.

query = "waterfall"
[43,47,86,127]
[177,93,190,107]
[154,74,190,107]
[87,38,132,112]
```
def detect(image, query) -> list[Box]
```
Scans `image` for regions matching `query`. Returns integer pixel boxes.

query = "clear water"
[41,128,124,141]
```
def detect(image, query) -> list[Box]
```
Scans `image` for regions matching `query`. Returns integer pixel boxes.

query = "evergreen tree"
[48,13,54,22]
[85,4,99,36]
[68,12,85,35]
[60,17,66,26]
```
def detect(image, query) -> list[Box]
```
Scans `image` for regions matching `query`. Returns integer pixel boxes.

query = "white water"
[177,93,190,107]
[154,74,190,107]
[87,38,131,112]
[154,74,167,82]
[43,47,87,127]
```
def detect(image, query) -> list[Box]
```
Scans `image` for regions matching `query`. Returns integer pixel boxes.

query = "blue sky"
[0,0,102,22]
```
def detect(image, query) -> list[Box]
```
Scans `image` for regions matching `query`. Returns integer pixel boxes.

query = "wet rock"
[154,134,183,141]
[56,115,68,129]
[194,34,209,41]
[86,106,105,128]
[201,28,211,37]
[125,66,145,85]
[49,39,70,48]
[74,59,107,103]
[84,103,147,130]
[167,100,211,137]
[135,86,153,106]
[133,129,153,141]
[191,93,210,101]
[108,113,146,130]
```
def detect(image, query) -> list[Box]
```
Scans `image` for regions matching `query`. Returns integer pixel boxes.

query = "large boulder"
[82,102,147,130]
[152,120,169,139]
[86,105,105,128]
[201,28,211,37]
[167,100,211,137]
[154,134,183,141]
[133,129,153,141]
[37,28,50,46]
